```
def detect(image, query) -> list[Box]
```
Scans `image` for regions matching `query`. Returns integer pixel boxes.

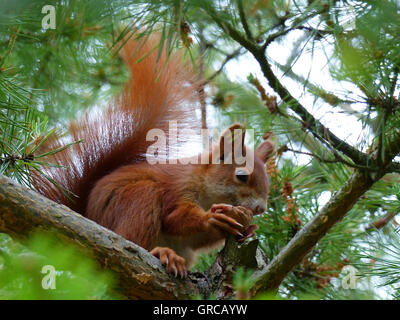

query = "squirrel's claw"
[209,214,244,237]
[209,203,255,239]
[237,224,259,243]
[211,204,253,226]
[150,247,187,278]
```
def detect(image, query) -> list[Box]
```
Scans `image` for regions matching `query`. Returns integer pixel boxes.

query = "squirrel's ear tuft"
[218,123,246,160]
[256,133,275,163]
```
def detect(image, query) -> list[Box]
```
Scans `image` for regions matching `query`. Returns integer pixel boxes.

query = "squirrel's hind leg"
[103,179,163,250]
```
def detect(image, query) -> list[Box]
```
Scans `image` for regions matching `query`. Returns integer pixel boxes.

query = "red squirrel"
[33,35,275,277]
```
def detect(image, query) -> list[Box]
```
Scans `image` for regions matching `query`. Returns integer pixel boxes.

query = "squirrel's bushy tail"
[33,35,199,215]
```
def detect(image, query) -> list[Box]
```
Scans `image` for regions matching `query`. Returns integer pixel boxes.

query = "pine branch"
[0,174,270,299]
[252,48,372,166]
[237,0,253,42]
[251,170,376,293]
[202,47,243,85]
[260,6,328,50]
[206,7,400,294]
[0,174,199,299]
[281,146,374,170]
[207,11,400,174]
[208,13,366,163]
[365,212,397,231]
[251,130,400,293]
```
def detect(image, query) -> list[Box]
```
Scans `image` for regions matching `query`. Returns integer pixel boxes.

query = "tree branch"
[282,146,375,170]
[207,12,371,167]
[207,12,400,173]
[251,170,376,293]
[252,130,400,293]
[202,47,243,85]
[206,10,400,294]
[251,48,373,166]
[237,0,253,41]
[365,212,397,231]
[0,174,201,300]
[0,174,270,299]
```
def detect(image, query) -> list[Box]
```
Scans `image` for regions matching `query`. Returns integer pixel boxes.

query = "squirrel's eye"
[235,169,249,183]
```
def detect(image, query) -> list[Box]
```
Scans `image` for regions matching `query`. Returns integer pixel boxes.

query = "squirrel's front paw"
[211,204,253,227]
[150,247,187,278]
[207,204,254,238]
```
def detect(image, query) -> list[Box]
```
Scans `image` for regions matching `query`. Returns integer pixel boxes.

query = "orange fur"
[33,35,198,214]
[33,35,275,276]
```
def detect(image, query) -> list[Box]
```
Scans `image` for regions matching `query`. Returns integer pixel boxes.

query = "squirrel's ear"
[218,123,246,161]
[256,132,275,163]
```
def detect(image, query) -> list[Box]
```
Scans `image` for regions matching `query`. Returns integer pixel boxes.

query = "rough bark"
[205,237,268,299]
[0,174,269,299]
[0,174,202,299]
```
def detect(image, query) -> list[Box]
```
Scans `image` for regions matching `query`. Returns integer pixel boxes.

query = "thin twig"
[282,146,374,170]
[365,212,397,231]
[237,0,253,41]
[202,47,243,85]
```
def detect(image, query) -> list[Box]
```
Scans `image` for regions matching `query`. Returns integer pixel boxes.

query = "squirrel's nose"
[254,205,266,215]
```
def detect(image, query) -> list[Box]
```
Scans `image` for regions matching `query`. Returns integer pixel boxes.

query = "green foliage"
[0,61,80,188]
[0,232,117,299]
[192,249,219,273]
[1,0,400,300]
[333,1,399,96]
[0,0,132,185]
[355,230,400,299]
[233,267,256,297]
[0,0,130,122]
